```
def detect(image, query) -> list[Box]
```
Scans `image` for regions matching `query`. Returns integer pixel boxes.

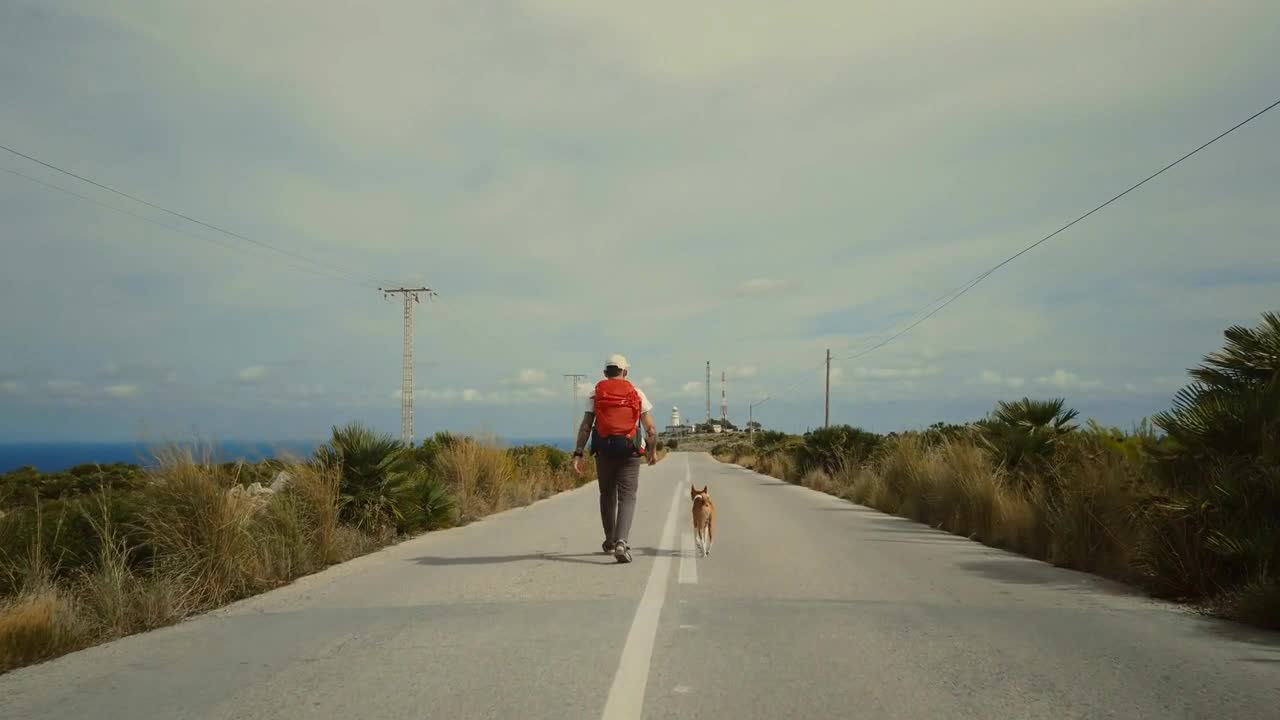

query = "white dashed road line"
[599,455,687,720]
[679,531,699,584]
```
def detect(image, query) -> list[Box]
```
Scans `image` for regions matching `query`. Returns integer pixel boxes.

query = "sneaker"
[602,540,613,554]
[613,540,632,564]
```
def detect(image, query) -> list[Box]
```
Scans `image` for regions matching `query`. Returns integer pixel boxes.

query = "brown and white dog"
[691,484,715,557]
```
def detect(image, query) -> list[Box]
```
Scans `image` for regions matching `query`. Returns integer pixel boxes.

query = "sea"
[0,437,574,474]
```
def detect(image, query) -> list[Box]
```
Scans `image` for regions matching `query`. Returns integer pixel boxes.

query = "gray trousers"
[596,453,641,546]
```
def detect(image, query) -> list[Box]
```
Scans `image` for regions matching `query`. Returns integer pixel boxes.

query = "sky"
[1,1,1278,444]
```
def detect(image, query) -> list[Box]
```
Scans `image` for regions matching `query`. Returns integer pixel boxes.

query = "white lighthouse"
[664,405,687,437]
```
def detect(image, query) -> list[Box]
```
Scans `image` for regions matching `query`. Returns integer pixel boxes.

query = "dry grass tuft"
[141,456,262,608]
[724,432,1140,586]
[756,452,796,483]
[0,585,85,673]
[436,438,517,522]
[1041,443,1143,578]
[799,468,840,496]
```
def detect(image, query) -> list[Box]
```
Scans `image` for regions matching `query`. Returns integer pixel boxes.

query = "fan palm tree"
[1146,311,1280,602]
[314,422,418,533]
[975,397,1079,471]
[1154,311,1280,465]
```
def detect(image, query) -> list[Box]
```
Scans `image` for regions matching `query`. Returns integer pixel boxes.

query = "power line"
[747,95,1280,425]
[0,142,387,287]
[832,95,1280,363]
[1,165,366,286]
[750,357,829,410]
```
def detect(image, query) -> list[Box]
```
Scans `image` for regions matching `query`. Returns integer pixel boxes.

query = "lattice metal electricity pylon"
[705,360,712,422]
[380,286,435,446]
[721,370,728,425]
[563,373,587,439]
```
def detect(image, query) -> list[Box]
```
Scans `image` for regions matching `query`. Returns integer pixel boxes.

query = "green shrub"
[0,463,147,508]
[921,421,974,448]
[0,490,154,597]
[751,430,790,451]
[508,444,570,474]
[795,425,882,476]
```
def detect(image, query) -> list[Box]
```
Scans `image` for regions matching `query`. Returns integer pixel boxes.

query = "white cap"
[606,353,630,370]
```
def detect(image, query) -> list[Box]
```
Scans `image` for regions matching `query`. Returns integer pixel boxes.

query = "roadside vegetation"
[711,311,1280,630]
[0,429,656,673]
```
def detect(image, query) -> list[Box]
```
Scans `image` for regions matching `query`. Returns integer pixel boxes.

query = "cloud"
[1124,382,1138,392]
[1151,376,1188,390]
[725,366,758,379]
[970,370,1027,389]
[1,2,1276,441]
[238,366,267,383]
[847,365,942,382]
[736,278,793,296]
[98,363,176,384]
[103,384,139,399]
[1034,369,1103,391]
[681,381,704,396]
[513,368,547,385]
[0,380,21,395]
[391,382,562,407]
[638,376,658,388]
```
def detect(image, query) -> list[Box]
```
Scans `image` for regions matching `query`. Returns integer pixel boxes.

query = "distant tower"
[705,361,712,422]
[721,370,728,424]
[671,405,681,428]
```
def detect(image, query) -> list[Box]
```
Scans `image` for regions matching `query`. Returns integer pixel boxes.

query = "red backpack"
[591,378,643,457]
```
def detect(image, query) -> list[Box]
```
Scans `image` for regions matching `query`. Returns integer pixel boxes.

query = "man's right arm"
[574,412,594,455]
[640,410,658,463]
[572,411,594,476]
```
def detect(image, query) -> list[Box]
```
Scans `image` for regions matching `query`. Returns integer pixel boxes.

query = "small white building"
[670,405,681,428]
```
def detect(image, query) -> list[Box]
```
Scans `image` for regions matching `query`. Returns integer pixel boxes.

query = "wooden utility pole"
[749,396,769,436]
[824,348,831,428]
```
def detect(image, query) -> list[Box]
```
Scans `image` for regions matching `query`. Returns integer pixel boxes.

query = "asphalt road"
[2,452,1277,719]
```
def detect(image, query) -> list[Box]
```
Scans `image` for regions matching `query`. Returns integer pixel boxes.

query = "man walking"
[573,354,658,563]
